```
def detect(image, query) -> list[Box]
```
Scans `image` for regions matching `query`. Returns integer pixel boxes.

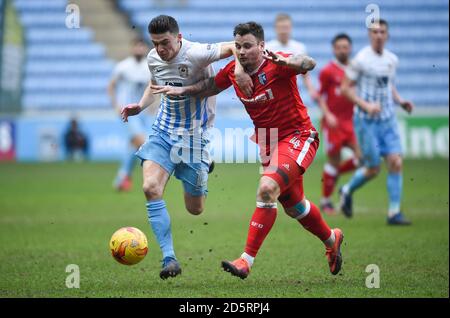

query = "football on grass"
[109,227,148,265]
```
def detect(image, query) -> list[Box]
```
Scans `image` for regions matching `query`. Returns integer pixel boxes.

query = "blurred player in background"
[339,19,415,225]
[108,38,152,191]
[266,13,319,102]
[317,34,360,215]
[152,22,344,279]
[121,15,251,279]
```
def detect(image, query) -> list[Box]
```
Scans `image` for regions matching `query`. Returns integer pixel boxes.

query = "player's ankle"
[323,230,336,248]
[241,252,254,267]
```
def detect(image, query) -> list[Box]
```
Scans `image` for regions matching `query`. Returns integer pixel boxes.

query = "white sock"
[241,252,254,267]
[324,163,338,177]
[341,184,350,195]
[388,206,401,218]
[320,197,331,205]
[324,230,336,248]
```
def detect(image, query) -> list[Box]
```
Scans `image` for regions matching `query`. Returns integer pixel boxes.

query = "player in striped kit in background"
[108,38,153,191]
[339,19,415,225]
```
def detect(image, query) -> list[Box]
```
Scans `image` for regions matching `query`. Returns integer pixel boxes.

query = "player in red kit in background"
[317,34,361,215]
[151,22,344,279]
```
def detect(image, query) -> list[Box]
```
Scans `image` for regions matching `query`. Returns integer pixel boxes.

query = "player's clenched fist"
[120,103,142,122]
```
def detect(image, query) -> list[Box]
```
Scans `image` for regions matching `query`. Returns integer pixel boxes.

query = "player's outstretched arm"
[392,85,414,114]
[151,77,224,98]
[341,75,381,116]
[120,81,156,122]
[263,49,316,74]
[220,42,253,97]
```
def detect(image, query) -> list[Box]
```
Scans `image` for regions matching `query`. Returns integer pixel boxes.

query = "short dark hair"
[148,15,179,34]
[233,21,264,42]
[378,18,389,29]
[332,33,352,45]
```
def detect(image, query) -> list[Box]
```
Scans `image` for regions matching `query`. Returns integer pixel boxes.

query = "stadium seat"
[118,0,449,108]
[14,0,449,110]
[13,0,114,110]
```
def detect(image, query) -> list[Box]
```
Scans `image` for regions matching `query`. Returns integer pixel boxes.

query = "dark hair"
[233,21,264,42]
[378,18,389,29]
[332,33,352,45]
[148,15,179,34]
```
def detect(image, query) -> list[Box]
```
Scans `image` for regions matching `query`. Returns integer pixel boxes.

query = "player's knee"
[142,179,163,200]
[284,199,308,218]
[284,207,299,218]
[186,204,203,215]
[258,179,279,202]
[366,166,380,177]
[389,156,402,173]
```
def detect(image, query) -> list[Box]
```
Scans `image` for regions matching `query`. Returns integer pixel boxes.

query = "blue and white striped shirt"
[148,39,221,135]
[346,46,399,121]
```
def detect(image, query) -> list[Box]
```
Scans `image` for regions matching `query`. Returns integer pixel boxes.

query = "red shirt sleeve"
[275,52,299,78]
[214,61,234,90]
[318,67,330,96]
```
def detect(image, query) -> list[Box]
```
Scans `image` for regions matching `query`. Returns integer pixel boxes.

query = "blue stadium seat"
[14,0,449,109]
[118,0,448,107]
[14,0,114,110]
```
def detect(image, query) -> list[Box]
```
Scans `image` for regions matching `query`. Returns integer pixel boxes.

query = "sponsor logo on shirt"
[239,89,274,104]
[258,72,267,85]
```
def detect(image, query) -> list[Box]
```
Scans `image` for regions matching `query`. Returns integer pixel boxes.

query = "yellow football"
[109,227,148,265]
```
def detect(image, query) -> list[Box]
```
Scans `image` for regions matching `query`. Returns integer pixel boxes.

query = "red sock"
[338,157,358,174]
[244,204,277,257]
[298,201,332,242]
[322,170,337,199]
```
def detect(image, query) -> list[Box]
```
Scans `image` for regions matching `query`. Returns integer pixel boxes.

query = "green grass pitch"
[0,159,448,297]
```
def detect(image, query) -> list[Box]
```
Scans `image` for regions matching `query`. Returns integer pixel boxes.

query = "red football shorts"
[321,119,357,156]
[261,129,319,209]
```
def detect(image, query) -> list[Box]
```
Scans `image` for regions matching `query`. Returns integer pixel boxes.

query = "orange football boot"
[221,258,250,279]
[325,228,344,275]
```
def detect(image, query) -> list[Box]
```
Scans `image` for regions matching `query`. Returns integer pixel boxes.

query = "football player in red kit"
[317,34,360,215]
[151,22,344,279]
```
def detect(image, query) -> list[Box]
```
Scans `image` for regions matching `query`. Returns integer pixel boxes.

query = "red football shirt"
[318,61,354,122]
[215,54,314,143]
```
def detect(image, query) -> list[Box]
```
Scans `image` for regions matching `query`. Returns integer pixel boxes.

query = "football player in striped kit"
[121,15,252,279]
[339,19,415,225]
[108,38,152,192]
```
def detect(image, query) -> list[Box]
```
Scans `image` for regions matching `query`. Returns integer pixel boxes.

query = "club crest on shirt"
[258,72,267,85]
[178,65,189,78]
